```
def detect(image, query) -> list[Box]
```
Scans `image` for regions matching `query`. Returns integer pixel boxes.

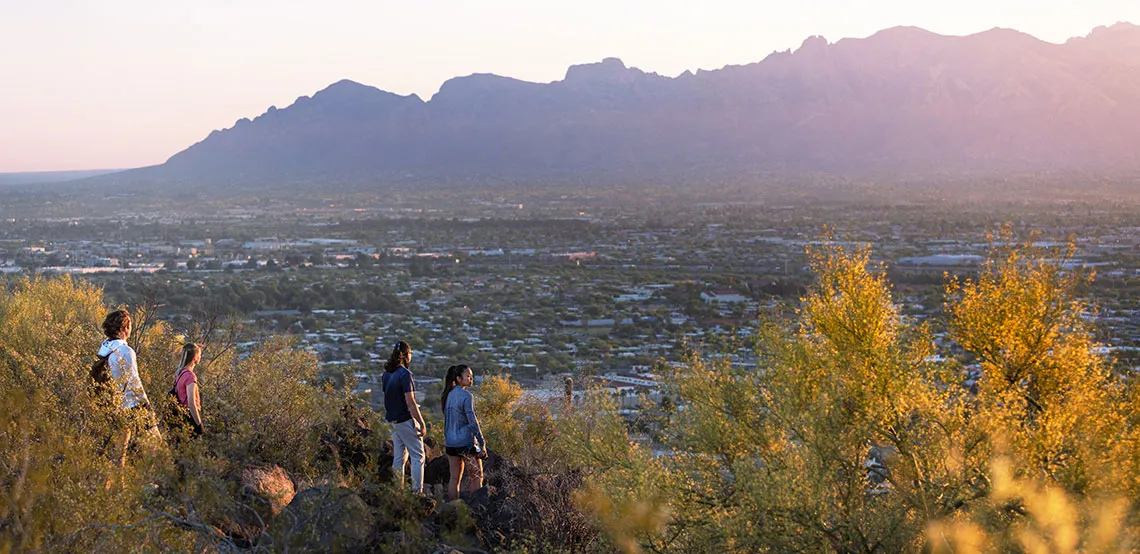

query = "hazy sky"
[2,1,1137,172]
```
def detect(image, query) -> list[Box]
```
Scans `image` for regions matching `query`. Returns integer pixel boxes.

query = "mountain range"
[128,22,1140,184]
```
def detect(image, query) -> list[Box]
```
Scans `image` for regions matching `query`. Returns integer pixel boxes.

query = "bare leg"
[106,427,132,490]
[464,455,483,494]
[447,455,464,501]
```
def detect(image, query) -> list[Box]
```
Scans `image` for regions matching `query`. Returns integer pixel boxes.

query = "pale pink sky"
[1,0,1137,172]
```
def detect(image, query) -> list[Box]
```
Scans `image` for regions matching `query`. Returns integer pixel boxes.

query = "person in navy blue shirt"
[382,340,426,493]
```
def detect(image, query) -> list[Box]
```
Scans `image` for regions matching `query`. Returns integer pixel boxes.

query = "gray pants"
[391,419,425,493]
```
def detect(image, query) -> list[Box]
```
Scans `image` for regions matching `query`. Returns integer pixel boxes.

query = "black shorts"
[446,445,480,457]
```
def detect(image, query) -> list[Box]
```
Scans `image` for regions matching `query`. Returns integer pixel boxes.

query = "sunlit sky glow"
[1,0,1137,172]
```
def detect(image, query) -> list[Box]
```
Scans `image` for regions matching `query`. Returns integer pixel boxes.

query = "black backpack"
[88,352,112,398]
[90,353,111,384]
[167,368,187,403]
[166,368,203,436]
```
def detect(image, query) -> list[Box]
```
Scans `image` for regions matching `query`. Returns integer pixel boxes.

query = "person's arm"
[187,382,204,433]
[402,370,426,436]
[405,391,426,437]
[465,394,485,450]
[124,347,147,401]
[125,347,161,436]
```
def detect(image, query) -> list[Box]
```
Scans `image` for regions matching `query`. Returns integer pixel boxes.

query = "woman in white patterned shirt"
[98,309,161,479]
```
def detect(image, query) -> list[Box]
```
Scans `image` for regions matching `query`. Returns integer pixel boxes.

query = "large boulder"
[267,485,373,552]
[423,455,451,488]
[207,464,295,543]
[240,464,295,518]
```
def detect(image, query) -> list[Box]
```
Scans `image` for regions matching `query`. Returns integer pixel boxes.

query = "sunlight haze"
[1,0,1137,172]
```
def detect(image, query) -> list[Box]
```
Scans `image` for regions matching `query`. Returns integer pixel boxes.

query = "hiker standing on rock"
[382,340,426,494]
[442,364,486,501]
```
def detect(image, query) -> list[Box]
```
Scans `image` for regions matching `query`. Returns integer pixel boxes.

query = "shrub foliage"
[3,238,1138,553]
[560,239,1140,553]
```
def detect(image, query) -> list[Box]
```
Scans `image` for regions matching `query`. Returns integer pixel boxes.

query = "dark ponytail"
[441,364,468,417]
[385,340,411,373]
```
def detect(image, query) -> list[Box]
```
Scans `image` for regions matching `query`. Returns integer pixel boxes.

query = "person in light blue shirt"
[441,364,486,501]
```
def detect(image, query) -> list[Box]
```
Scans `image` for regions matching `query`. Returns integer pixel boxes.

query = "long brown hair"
[178,343,202,371]
[441,364,470,417]
[385,340,411,373]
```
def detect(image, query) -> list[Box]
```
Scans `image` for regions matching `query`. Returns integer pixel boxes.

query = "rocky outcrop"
[267,485,372,552]
[202,449,591,552]
[418,451,593,552]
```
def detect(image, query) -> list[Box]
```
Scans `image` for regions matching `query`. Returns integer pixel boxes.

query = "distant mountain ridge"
[0,169,122,187]
[137,23,1140,183]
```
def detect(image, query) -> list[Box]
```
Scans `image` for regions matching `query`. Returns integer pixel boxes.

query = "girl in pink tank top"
[173,343,204,436]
